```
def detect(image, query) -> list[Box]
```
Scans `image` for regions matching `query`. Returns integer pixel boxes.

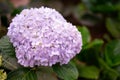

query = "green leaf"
[77,66,100,79]
[77,48,99,66]
[0,36,15,57]
[98,58,119,80]
[52,62,79,80]
[83,39,104,50]
[77,26,91,45]
[11,8,22,17]
[106,18,120,38]
[77,39,103,66]
[91,4,117,13]
[105,40,120,67]
[1,55,20,70]
[0,36,20,70]
[36,67,58,80]
[7,68,37,80]
[82,0,118,13]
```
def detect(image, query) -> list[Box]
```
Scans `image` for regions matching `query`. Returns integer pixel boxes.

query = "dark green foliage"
[0,36,20,70]
[105,40,120,67]
[77,26,91,45]
[7,68,37,80]
[106,18,120,38]
[77,66,100,79]
[53,62,79,80]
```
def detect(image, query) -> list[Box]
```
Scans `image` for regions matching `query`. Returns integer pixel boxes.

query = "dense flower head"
[7,7,82,67]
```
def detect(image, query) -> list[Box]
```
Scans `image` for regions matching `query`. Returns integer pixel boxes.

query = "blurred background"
[1,0,120,39]
[0,0,120,80]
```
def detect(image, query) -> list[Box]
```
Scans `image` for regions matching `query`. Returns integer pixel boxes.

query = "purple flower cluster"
[7,7,82,67]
